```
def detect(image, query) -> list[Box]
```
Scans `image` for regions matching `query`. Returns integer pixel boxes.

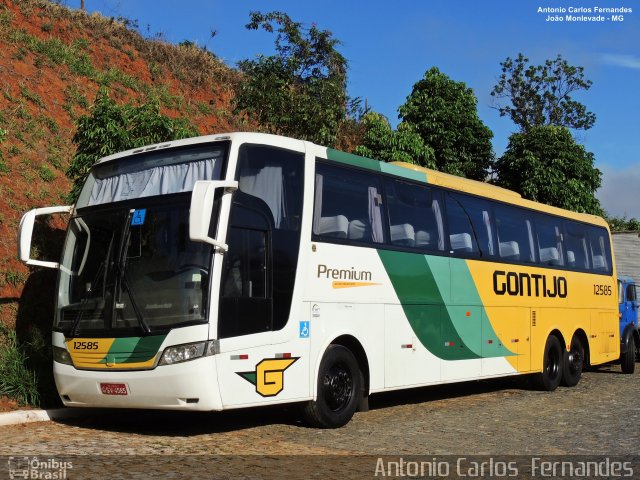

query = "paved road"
[3,364,640,478]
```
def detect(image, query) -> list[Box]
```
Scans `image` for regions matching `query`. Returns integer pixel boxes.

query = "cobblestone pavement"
[3,365,640,478]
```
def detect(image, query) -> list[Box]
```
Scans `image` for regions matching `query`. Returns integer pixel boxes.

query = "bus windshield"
[55,196,212,336]
[55,141,229,336]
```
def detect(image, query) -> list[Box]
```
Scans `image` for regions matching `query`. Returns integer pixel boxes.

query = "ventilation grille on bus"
[531,310,537,327]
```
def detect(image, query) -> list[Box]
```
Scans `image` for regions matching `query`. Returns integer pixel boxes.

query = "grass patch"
[38,165,55,182]
[41,115,59,134]
[7,30,96,78]
[4,270,27,288]
[96,67,142,91]
[0,324,39,407]
[64,84,88,107]
[7,145,20,157]
[20,84,45,108]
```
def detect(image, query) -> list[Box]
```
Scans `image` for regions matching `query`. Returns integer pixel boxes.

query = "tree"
[491,53,595,132]
[495,125,602,214]
[605,215,640,232]
[234,11,349,147]
[66,88,197,202]
[354,111,435,168]
[398,67,494,180]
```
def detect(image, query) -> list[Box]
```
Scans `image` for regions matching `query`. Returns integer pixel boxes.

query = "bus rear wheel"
[621,334,636,374]
[534,335,563,391]
[561,335,584,387]
[302,345,363,428]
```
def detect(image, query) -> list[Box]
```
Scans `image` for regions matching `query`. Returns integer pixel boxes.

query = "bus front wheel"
[534,335,563,391]
[302,345,363,428]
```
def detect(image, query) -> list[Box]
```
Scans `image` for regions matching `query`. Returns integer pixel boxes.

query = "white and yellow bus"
[18,132,619,427]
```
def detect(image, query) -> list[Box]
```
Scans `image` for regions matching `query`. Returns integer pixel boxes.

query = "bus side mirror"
[18,205,72,268]
[189,180,238,252]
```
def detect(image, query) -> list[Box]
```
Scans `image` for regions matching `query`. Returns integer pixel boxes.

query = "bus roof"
[93,132,609,230]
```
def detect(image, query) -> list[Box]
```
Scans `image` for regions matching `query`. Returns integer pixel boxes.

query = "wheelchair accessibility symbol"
[131,209,146,226]
[299,321,310,338]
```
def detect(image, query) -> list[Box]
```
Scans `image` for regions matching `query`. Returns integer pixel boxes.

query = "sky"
[73,0,639,218]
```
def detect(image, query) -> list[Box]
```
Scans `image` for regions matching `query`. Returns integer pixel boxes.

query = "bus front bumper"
[53,356,223,411]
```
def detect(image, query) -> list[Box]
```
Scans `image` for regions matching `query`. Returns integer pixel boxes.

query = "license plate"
[100,383,128,395]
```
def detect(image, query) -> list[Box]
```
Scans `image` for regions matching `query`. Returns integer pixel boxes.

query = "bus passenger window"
[563,220,590,270]
[535,215,565,267]
[313,164,384,245]
[588,226,612,273]
[495,205,535,263]
[236,145,304,231]
[384,178,444,251]
[446,193,495,257]
[445,197,476,254]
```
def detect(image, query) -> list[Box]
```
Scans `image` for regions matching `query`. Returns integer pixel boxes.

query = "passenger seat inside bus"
[450,233,473,253]
[416,230,430,247]
[349,219,376,242]
[539,247,561,266]
[317,215,349,238]
[592,255,606,271]
[390,223,415,247]
[499,240,520,260]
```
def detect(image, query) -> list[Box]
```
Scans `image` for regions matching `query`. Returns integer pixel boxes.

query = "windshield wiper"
[114,210,151,335]
[114,262,151,334]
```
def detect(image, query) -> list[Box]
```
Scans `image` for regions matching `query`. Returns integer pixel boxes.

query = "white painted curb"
[0,408,93,426]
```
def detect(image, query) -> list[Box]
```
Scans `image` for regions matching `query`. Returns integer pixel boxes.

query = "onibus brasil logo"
[237,357,299,397]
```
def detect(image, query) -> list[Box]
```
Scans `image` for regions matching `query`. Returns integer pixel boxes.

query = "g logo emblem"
[237,357,299,397]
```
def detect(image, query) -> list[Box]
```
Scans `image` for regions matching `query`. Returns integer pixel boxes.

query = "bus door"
[215,144,307,407]
[218,198,273,340]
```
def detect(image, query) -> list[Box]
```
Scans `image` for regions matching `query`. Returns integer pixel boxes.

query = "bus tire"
[533,335,563,391]
[302,345,363,428]
[561,335,584,387]
[621,333,635,374]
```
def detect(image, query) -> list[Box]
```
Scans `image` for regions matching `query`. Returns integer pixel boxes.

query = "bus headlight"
[159,342,206,366]
[53,346,73,366]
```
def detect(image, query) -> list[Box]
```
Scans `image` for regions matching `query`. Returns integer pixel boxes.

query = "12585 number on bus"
[72,341,99,350]
[594,284,612,296]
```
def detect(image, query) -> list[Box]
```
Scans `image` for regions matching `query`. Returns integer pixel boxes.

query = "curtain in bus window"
[527,222,536,263]
[88,158,220,206]
[368,186,384,243]
[433,199,445,251]
[483,211,494,256]
[239,165,284,228]
[312,173,323,235]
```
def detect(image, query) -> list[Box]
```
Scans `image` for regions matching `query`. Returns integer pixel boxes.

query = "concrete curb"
[0,408,94,426]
